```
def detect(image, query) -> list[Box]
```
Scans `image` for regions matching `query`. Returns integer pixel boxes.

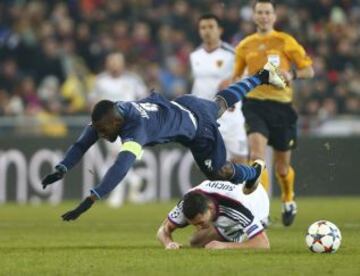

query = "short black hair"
[253,0,276,9]
[198,13,222,27]
[91,100,115,122]
[182,192,210,220]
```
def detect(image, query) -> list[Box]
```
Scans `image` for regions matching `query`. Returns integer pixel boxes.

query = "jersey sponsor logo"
[139,103,159,112]
[131,102,150,119]
[267,54,280,66]
[206,181,235,192]
[131,102,159,119]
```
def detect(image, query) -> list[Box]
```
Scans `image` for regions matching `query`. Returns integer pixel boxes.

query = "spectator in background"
[159,57,188,100]
[18,76,41,114]
[35,38,65,85]
[0,0,358,136]
[89,51,148,208]
[61,61,95,115]
[89,52,147,105]
[0,59,20,94]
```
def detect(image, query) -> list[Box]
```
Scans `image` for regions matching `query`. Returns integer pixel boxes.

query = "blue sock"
[216,75,261,108]
[230,163,257,184]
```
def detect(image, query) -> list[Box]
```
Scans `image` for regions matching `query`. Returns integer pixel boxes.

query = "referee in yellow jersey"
[232,0,314,226]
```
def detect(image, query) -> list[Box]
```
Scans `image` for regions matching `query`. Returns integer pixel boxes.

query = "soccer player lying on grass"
[41,62,285,221]
[157,180,270,249]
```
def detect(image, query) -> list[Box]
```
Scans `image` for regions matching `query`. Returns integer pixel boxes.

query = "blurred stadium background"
[1,0,359,204]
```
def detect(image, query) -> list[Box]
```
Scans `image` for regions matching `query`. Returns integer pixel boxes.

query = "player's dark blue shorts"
[174,95,227,178]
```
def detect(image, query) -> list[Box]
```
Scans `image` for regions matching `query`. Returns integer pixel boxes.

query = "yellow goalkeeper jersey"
[233,30,312,103]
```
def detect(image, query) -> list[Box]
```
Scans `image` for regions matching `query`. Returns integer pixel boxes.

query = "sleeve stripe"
[90,188,101,199]
[121,141,143,159]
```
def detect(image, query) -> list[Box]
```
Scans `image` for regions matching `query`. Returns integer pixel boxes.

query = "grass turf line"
[0,197,359,276]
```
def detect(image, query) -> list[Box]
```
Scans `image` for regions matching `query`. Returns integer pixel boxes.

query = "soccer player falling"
[42,62,286,221]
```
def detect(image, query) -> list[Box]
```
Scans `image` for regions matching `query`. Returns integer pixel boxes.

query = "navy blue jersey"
[58,74,263,199]
[117,92,198,146]
[60,92,224,198]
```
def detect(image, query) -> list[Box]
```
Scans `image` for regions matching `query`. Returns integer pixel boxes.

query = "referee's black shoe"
[243,159,266,195]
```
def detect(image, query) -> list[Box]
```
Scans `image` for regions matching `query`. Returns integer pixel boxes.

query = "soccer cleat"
[263,61,286,89]
[243,159,266,195]
[282,201,297,226]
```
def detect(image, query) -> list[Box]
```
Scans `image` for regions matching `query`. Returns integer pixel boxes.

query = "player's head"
[253,0,277,33]
[105,52,125,76]
[197,13,222,45]
[183,192,215,229]
[91,100,124,142]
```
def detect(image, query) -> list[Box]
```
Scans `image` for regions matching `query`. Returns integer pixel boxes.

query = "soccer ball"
[305,220,342,253]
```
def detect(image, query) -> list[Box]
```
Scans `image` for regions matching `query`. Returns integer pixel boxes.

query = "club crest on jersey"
[216,60,224,68]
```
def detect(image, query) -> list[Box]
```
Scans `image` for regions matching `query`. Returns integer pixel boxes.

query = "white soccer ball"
[305,220,342,253]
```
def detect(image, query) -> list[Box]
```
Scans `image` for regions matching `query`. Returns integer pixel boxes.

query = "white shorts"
[217,103,248,159]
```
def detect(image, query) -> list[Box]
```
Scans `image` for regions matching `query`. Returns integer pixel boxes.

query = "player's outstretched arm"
[41,125,98,189]
[157,218,182,249]
[205,231,270,250]
[90,151,137,199]
[60,148,138,221]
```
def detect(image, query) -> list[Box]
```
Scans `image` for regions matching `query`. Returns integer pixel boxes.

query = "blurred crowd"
[0,0,359,135]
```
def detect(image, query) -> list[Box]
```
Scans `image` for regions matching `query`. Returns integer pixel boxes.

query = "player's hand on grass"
[205,240,227,249]
[165,242,182,250]
[41,164,67,189]
[61,197,95,221]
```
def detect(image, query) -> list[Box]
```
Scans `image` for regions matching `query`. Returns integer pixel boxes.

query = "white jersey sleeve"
[167,200,188,228]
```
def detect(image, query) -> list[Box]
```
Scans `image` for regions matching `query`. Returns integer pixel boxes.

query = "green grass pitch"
[1,197,360,275]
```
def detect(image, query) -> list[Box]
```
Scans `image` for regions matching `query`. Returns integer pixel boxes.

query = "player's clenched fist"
[165,242,182,250]
[41,164,67,189]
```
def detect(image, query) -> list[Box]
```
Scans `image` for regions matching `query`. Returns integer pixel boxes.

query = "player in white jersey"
[89,52,147,104]
[157,180,270,249]
[89,52,147,207]
[190,14,248,163]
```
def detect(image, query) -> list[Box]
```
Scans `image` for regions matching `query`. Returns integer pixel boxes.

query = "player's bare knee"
[275,163,289,177]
